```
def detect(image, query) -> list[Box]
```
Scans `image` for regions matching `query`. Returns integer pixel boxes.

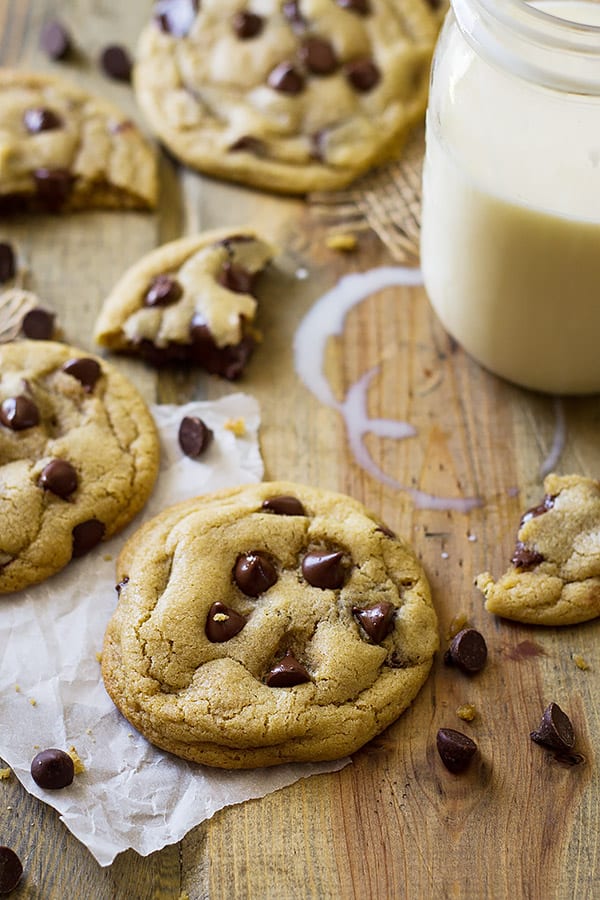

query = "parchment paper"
[0,394,348,866]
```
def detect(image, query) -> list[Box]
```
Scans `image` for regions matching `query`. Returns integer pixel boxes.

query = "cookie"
[133,0,444,194]
[94,229,274,379]
[0,340,159,594]
[101,481,438,768]
[476,473,600,625]
[0,70,157,213]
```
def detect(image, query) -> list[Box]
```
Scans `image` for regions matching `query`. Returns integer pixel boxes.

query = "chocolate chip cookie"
[476,473,600,625]
[94,229,274,379]
[133,0,445,194]
[101,481,438,768]
[0,70,157,213]
[0,340,159,594]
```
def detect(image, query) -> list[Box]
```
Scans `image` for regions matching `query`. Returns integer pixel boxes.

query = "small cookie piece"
[133,0,445,194]
[94,230,274,379]
[476,473,600,625]
[0,340,159,594]
[102,481,438,768]
[0,70,157,213]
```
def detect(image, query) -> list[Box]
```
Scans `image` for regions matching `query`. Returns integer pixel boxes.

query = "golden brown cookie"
[133,0,445,194]
[0,340,159,594]
[102,481,438,767]
[476,473,600,625]
[0,69,157,212]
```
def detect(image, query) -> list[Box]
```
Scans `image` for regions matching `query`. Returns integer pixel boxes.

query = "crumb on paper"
[457,704,477,722]
[68,747,85,775]
[573,654,590,671]
[14,685,20,693]
[224,417,246,437]
[95,651,103,664]
[326,232,358,252]
[29,698,37,707]
[0,767,12,781]
[446,613,469,640]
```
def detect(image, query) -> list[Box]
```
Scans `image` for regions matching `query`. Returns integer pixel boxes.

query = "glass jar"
[420,0,600,394]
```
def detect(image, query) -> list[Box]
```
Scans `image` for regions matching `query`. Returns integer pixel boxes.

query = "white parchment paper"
[0,394,348,866]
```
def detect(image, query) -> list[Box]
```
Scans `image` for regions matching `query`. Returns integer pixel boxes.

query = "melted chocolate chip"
[61,357,102,392]
[234,551,277,597]
[232,11,264,39]
[520,494,555,526]
[23,107,63,134]
[302,550,346,589]
[337,0,371,12]
[345,58,381,92]
[0,395,40,431]
[530,702,575,753]
[99,44,133,82]
[144,274,183,307]
[39,459,78,498]
[178,415,213,458]
[72,519,105,557]
[262,495,306,516]
[22,307,55,340]
[229,135,267,156]
[155,0,199,37]
[40,19,72,59]
[266,650,310,687]
[33,168,74,212]
[189,316,254,380]
[30,748,74,789]
[267,62,305,94]
[353,601,395,643]
[444,628,487,674]
[0,242,16,283]
[436,728,478,774]
[205,601,247,642]
[217,261,255,294]
[511,541,544,569]
[299,37,338,76]
[0,846,23,894]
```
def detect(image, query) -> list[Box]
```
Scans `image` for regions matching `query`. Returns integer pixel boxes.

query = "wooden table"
[1,2,598,897]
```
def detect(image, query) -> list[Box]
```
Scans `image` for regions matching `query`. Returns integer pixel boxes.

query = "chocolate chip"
[0,242,16,283]
[282,1,306,30]
[228,135,267,156]
[436,728,477,773]
[39,459,78,498]
[0,846,23,894]
[337,0,371,13]
[520,494,555,526]
[267,62,305,94]
[23,107,63,134]
[530,702,575,753]
[0,396,40,431]
[302,550,346,589]
[21,308,55,340]
[511,541,544,569]
[266,650,311,687]
[30,748,74,789]
[234,551,277,597]
[39,19,71,60]
[205,601,247,642]
[262,495,306,516]
[72,519,105,557]
[144,274,183,307]
[155,0,199,37]
[178,415,213,458]
[232,11,264,39]
[33,168,74,212]
[353,601,395,643]
[345,58,381,92]
[217,261,255,294]
[189,315,255,380]
[99,45,132,82]
[299,37,338,76]
[61,357,102,392]
[444,628,487,674]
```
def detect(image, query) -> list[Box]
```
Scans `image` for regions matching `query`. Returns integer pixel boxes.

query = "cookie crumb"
[573,653,590,671]
[326,232,358,252]
[0,767,12,780]
[456,703,477,722]
[67,746,85,775]
[224,417,246,437]
[14,685,20,693]
[29,698,37,707]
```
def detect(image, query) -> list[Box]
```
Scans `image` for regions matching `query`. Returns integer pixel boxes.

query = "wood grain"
[1,1,599,898]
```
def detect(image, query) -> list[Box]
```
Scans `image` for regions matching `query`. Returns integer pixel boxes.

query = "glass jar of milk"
[420,0,600,394]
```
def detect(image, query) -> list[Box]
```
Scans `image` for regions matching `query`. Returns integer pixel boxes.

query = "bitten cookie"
[476,473,600,625]
[0,340,159,594]
[0,69,157,212]
[102,481,438,768]
[94,229,274,379]
[133,0,445,194]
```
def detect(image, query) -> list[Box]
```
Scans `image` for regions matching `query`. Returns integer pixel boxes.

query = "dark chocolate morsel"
[530,702,575,752]
[33,167,75,212]
[337,0,372,13]
[267,62,305,94]
[262,495,306,516]
[30,748,74,789]
[234,551,277,597]
[188,316,254,380]
[266,650,311,687]
[178,415,213,458]
[0,846,23,894]
[39,19,71,59]
[520,494,555,526]
[144,274,183,307]
[61,357,102,392]
[353,601,395,643]
[72,519,105,557]
[23,107,63,134]
[99,44,133,81]
[511,541,544,569]
[0,395,40,431]
[302,550,346,589]
[217,261,255,295]
[344,58,381,92]
[436,728,478,774]
[39,459,78,498]
[22,307,56,340]
[232,11,264,39]
[154,0,199,37]
[299,37,338,76]
[228,135,267,156]
[445,628,488,674]
[205,601,247,642]
[0,242,16,283]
